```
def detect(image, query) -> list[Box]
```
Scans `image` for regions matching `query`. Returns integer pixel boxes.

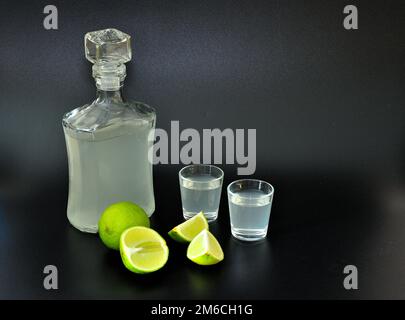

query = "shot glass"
[227,179,274,241]
[179,164,224,222]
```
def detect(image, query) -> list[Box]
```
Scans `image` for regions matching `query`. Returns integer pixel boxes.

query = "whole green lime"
[98,201,150,250]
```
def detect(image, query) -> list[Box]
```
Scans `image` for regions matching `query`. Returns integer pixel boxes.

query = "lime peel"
[187,230,224,265]
[120,226,169,274]
[168,212,209,243]
[98,201,150,250]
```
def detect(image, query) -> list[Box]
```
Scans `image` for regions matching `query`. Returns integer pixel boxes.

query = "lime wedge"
[187,230,224,265]
[168,212,209,243]
[120,226,169,274]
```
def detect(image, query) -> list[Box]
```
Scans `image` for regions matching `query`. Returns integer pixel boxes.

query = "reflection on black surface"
[1,165,405,298]
[185,254,226,299]
[66,225,172,298]
[223,237,274,299]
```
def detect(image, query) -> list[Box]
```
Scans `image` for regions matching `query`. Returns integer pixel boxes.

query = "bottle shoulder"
[62,99,156,135]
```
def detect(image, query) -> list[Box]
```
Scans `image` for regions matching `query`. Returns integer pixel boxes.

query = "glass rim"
[227,178,274,198]
[179,164,224,184]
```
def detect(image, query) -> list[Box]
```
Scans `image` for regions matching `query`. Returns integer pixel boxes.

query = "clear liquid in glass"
[229,189,272,241]
[180,173,222,222]
[62,29,156,233]
[63,110,155,233]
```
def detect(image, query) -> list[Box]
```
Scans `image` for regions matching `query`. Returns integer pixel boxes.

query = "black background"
[0,0,404,299]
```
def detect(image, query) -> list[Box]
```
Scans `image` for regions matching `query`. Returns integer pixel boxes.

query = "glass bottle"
[62,29,156,233]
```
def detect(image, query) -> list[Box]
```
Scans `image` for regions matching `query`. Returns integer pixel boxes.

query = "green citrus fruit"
[120,226,169,274]
[187,230,224,265]
[168,212,209,243]
[98,201,150,250]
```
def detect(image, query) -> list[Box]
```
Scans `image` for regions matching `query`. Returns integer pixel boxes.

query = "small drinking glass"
[227,179,274,241]
[179,164,224,222]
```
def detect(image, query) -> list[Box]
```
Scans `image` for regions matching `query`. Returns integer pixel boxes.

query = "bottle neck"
[95,88,124,103]
[92,62,126,92]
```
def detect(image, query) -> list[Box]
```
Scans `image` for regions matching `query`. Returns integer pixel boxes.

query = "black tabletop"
[1,166,405,299]
[1,0,405,299]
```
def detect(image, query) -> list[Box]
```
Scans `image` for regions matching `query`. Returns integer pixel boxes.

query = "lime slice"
[168,212,209,243]
[120,226,169,274]
[187,230,224,265]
